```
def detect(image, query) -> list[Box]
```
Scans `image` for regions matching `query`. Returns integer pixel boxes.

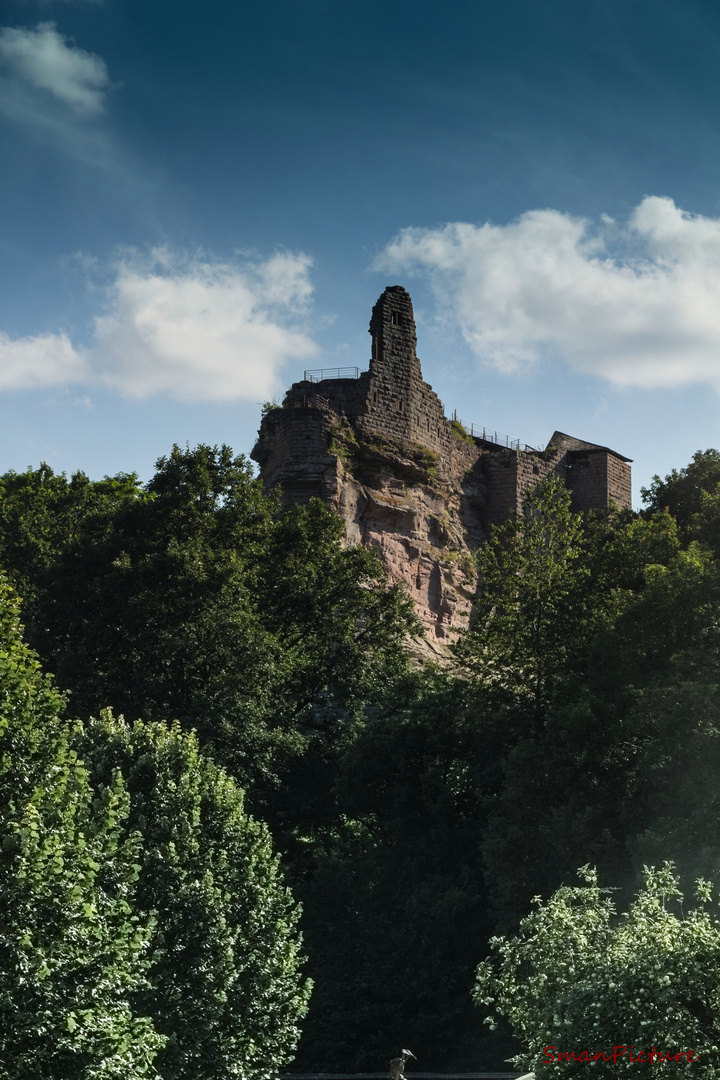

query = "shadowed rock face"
[252,403,485,653]
[331,431,484,652]
[251,286,632,652]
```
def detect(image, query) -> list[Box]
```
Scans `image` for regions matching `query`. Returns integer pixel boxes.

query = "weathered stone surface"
[251,286,632,649]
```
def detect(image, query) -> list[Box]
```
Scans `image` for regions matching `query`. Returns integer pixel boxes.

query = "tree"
[459,498,688,930]
[686,481,720,559]
[0,574,163,1079]
[1,568,310,1079]
[641,448,720,529]
[258,498,417,724]
[475,523,720,929]
[0,446,418,793]
[456,476,586,733]
[0,464,144,610]
[73,710,312,1080]
[22,446,279,763]
[596,542,720,885]
[252,498,420,834]
[476,865,720,1078]
[579,505,679,599]
[293,671,500,1071]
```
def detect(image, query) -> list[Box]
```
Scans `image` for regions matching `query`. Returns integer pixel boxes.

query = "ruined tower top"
[368,285,420,382]
[252,285,632,521]
[360,285,446,450]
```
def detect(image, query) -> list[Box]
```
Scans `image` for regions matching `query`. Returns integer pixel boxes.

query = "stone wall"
[251,403,337,506]
[283,374,370,420]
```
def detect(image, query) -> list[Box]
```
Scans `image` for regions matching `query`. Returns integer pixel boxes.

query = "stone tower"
[364,286,418,442]
[358,286,457,463]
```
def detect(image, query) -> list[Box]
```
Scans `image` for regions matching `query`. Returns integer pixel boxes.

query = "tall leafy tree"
[460,490,688,929]
[457,475,586,733]
[74,710,312,1080]
[0,574,163,1080]
[686,481,720,558]
[253,498,420,836]
[598,542,720,884]
[25,446,278,759]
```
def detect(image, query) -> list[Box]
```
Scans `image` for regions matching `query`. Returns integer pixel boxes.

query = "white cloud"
[0,330,87,390]
[0,21,109,115]
[93,249,318,401]
[376,196,720,392]
[0,249,318,402]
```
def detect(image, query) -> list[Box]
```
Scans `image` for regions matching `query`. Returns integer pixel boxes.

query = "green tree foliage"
[579,506,680,602]
[45,445,284,786]
[294,462,720,1067]
[0,442,421,1072]
[1,571,310,1079]
[7,435,720,1075]
[0,445,417,792]
[476,865,720,1078]
[294,673,501,1071]
[0,574,164,1079]
[479,510,720,926]
[0,464,144,606]
[457,476,586,732]
[588,542,719,700]
[604,543,720,883]
[686,481,720,558]
[641,448,720,528]
[456,483,696,929]
[74,710,312,1080]
[254,498,420,837]
[259,499,416,720]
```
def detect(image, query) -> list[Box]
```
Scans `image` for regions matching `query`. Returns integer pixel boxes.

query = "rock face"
[251,286,632,649]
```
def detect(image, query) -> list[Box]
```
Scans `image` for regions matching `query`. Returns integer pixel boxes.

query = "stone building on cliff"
[252,285,632,649]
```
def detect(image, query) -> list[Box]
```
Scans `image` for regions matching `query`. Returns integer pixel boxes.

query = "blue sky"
[2,0,720,504]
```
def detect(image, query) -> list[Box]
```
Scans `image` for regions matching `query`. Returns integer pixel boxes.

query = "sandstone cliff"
[253,406,488,653]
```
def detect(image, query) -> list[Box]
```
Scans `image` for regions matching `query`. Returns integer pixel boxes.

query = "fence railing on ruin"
[288,392,331,410]
[451,412,521,451]
[304,367,361,383]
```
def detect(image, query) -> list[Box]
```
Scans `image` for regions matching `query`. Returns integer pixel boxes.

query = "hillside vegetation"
[2,444,720,1074]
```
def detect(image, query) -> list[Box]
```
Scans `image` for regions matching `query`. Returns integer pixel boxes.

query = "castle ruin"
[252,286,632,648]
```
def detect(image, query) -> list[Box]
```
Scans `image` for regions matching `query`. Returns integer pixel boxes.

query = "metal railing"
[471,425,520,450]
[451,413,520,451]
[304,367,361,383]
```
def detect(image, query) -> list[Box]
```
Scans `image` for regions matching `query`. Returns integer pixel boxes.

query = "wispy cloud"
[0,249,318,402]
[94,248,318,400]
[0,21,109,116]
[376,196,720,392]
[0,21,160,218]
[0,329,89,390]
